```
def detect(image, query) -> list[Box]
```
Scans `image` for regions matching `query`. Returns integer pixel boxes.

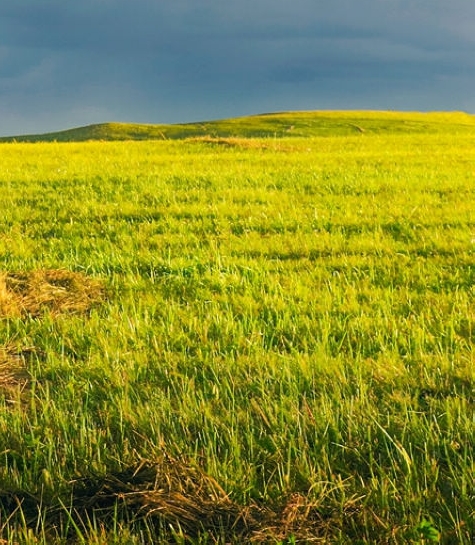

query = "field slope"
[2,110,475,141]
[0,112,473,543]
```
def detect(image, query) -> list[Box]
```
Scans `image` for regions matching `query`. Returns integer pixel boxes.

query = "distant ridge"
[1,111,475,142]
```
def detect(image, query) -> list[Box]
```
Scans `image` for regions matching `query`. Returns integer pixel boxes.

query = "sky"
[1,0,475,136]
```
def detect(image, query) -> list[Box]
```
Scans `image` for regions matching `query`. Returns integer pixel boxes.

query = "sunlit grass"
[2,109,475,141]
[0,113,474,542]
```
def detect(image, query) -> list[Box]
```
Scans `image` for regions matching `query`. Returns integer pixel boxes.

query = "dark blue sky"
[1,0,474,136]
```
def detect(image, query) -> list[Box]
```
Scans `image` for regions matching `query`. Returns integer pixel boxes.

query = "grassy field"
[0,112,474,543]
[2,110,475,142]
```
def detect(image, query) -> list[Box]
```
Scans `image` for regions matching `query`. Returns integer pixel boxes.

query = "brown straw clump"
[0,269,104,318]
[64,458,257,540]
[64,459,366,542]
[0,457,368,542]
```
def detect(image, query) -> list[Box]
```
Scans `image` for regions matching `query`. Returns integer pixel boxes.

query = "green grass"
[0,111,474,543]
[2,110,475,142]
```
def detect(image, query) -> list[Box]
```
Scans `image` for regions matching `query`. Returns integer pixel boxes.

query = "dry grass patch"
[186,136,266,148]
[0,270,105,318]
[0,346,32,402]
[186,136,296,151]
[0,457,371,543]
[63,458,254,540]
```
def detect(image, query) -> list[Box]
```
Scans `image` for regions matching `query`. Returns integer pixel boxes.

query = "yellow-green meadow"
[0,112,474,543]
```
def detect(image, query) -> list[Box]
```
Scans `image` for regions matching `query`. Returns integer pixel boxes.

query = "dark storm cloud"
[1,0,475,135]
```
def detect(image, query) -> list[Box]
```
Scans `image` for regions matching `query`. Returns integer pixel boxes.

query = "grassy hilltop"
[2,110,475,141]
[0,111,474,543]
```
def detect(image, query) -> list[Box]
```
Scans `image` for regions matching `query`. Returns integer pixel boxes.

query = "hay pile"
[0,269,104,318]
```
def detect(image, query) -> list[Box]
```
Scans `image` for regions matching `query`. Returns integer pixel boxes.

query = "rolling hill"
[2,110,475,142]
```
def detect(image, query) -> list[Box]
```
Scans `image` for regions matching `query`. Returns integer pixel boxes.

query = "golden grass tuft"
[0,270,105,318]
